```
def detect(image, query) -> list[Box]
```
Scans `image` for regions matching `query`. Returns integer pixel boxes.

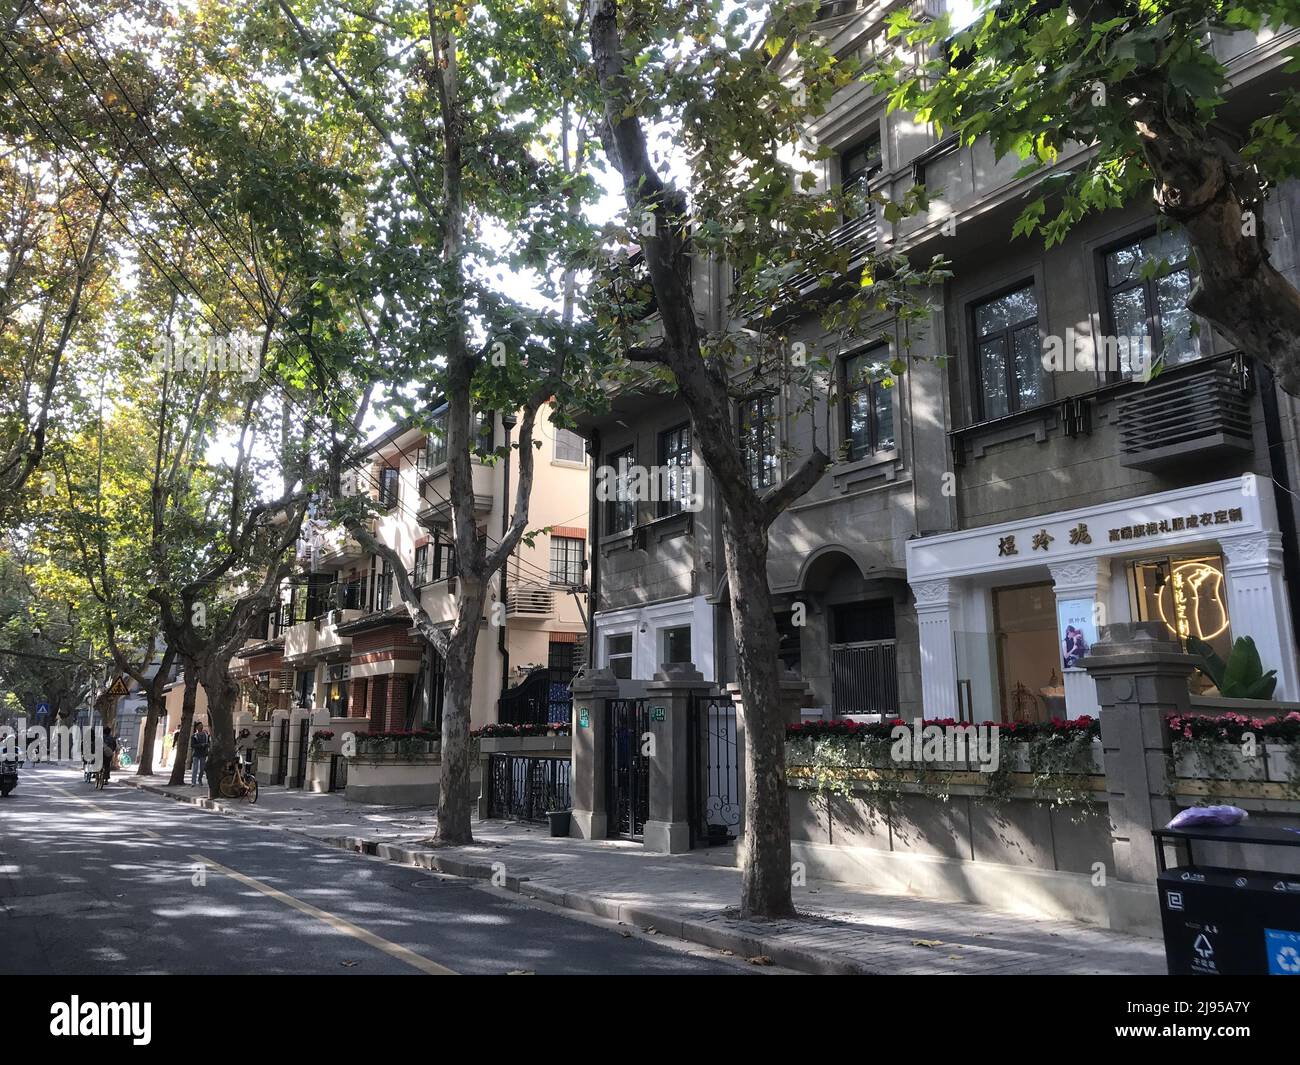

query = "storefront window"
[1129,554,1232,690]
[993,582,1062,723]
[327,663,349,716]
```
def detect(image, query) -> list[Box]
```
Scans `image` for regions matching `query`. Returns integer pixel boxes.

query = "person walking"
[190,722,210,787]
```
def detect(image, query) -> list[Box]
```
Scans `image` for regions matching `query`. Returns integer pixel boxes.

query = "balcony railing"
[1116,358,1253,471]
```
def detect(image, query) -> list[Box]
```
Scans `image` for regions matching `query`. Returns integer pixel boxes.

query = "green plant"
[1188,636,1278,700]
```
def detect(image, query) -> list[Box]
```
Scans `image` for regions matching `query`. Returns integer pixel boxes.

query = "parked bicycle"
[217,756,258,803]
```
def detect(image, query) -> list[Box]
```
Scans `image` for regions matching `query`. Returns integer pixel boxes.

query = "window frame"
[553,426,586,465]
[969,280,1043,422]
[604,445,636,534]
[840,345,896,461]
[377,465,400,510]
[840,130,882,219]
[605,631,633,679]
[1098,226,1198,380]
[738,394,778,492]
[413,544,430,588]
[549,535,585,587]
[657,422,693,517]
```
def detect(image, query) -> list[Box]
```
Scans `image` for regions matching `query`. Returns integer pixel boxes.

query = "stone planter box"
[479,735,572,754]
[344,753,476,805]
[1175,747,1267,782]
[305,753,334,793]
[256,754,275,782]
[1266,744,1298,784]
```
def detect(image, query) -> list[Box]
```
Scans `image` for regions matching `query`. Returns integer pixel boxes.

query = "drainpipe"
[587,428,601,667]
[1257,363,1300,662]
[500,412,516,693]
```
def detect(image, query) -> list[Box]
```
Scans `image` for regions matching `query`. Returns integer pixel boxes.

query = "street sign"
[35,701,50,720]
[108,677,129,697]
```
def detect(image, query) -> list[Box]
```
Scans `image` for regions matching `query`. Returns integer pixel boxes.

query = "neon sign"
[1156,562,1229,642]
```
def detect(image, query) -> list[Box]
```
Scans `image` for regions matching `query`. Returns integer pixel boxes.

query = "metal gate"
[273,718,289,785]
[687,694,741,847]
[294,718,310,788]
[606,699,649,840]
[830,639,898,716]
[487,755,571,822]
[328,753,348,792]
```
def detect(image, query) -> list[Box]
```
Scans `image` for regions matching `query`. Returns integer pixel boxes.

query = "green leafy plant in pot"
[1187,636,1278,700]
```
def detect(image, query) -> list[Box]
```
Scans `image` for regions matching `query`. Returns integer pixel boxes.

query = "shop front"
[906,477,1300,719]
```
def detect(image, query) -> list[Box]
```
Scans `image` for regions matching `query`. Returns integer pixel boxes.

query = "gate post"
[1081,621,1193,931]
[569,668,619,840]
[644,664,713,853]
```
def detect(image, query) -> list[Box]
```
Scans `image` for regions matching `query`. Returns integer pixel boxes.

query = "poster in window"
[1057,598,1096,670]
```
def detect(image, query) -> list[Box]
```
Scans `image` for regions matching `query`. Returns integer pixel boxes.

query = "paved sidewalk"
[121,775,1165,976]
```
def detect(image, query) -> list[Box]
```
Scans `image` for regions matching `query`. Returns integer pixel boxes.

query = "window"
[971,283,1042,420]
[842,347,895,460]
[738,395,778,491]
[1102,228,1196,374]
[295,669,313,710]
[327,663,349,716]
[424,415,448,470]
[472,410,494,457]
[1129,553,1231,666]
[369,559,393,612]
[550,535,585,586]
[413,544,430,587]
[432,535,457,582]
[606,633,633,679]
[378,466,399,510]
[841,132,881,217]
[831,599,896,643]
[662,625,692,666]
[605,446,636,533]
[554,427,586,464]
[658,424,693,516]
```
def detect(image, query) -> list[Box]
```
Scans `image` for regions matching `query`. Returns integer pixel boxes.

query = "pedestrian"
[190,722,210,787]
[161,729,173,768]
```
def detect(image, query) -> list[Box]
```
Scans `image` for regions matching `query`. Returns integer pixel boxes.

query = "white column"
[1221,533,1300,701]
[1049,558,1112,718]
[911,578,961,717]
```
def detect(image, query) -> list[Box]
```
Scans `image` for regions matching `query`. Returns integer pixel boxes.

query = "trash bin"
[1153,822,1300,975]
[547,809,571,838]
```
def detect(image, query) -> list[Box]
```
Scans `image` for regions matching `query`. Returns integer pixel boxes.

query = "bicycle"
[118,749,134,769]
[217,757,259,803]
[94,762,110,790]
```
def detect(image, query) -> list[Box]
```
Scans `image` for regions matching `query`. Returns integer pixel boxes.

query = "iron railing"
[1116,358,1252,471]
[830,638,898,716]
[487,754,571,822]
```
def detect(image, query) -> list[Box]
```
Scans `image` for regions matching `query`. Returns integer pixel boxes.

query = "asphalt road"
[0,764,774,975]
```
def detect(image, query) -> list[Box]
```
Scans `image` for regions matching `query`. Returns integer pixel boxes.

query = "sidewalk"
[121,775,1165,975]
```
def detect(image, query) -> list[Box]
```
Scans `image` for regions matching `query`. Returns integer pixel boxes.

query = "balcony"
[505,583,555,621]
[1116,359,1253,472]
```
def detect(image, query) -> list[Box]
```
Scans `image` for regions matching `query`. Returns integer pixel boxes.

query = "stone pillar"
[1082,623,1192,926]
[1049,557,1112,718]
[1221,532,1300,701]
[569,668,619,840]
[910,578,961,716]
[642,663,713,853]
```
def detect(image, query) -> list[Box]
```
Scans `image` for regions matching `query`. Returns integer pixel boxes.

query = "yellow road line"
[189,853,458,976]
[47,780,163,838]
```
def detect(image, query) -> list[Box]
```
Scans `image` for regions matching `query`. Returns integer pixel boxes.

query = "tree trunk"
[436,574,486,845]
[135,689,165,777]
[167,667,198,787]
[199,655,239,799]
[722,504,796,919]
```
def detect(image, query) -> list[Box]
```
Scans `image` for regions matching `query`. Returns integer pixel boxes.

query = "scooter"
[0,753,20,797]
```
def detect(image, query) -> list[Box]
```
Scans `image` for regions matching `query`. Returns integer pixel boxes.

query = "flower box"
[1266,744,1297,784]
[1174,748,1267,782]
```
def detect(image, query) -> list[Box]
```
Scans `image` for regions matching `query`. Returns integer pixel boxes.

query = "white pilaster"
[911,578,961,717]
[1048,558,1112,718]
[1221,533,1300,700]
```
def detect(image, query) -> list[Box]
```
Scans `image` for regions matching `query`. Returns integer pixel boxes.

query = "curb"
[120,776,865,975]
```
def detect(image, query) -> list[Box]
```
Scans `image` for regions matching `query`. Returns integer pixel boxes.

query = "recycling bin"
[1154,822,1300,975]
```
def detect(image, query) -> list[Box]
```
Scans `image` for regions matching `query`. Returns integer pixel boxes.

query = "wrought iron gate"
[487,755,571,822]
[294,718,310,788]
[606,699,649,839]
[687,694,741,846]
[273,718,289,785]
